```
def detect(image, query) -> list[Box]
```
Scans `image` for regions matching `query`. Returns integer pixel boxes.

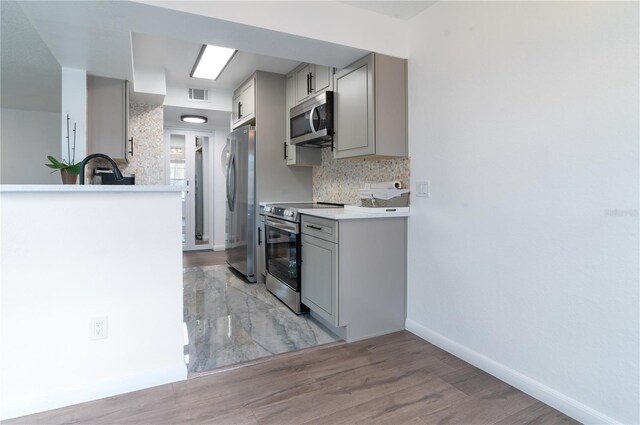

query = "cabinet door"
[295,64,312,104]
[301,234,338,326]
[312,65,332,94]
[238,79,255,121]
[232,92,241,124]
[333,54,375,158]
[232,78,255,128]
[87,76,127,159]
[285,72,297,165]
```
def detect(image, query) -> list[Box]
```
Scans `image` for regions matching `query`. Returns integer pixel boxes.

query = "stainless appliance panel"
[266,273,304,315]
[289,91,333,147]
[225,125,257,282]
[265,217,300,291]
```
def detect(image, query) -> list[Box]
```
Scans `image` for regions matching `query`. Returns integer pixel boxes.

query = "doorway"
[165,128,215,251]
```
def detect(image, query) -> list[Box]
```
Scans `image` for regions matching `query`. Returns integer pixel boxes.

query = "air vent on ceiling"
[188,88,209,101]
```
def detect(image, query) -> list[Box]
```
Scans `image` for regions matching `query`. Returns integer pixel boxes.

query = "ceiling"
[3,1,419,115]
[341,1,437,20]
[133,33,301,91]
[0,1,61,111]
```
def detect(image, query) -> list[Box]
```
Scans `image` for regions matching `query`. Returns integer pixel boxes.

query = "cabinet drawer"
[301,215,338,243]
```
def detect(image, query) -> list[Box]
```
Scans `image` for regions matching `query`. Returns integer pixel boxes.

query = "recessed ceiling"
[133,33,301,91]
[341,1,437,20]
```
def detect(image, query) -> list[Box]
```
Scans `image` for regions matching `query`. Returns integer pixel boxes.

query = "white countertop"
[0,184,185,193]
[299,205,410,220]
[259,200,313,207]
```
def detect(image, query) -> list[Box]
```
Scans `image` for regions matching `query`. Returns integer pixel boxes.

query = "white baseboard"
[405,318,619,425]
[1,363,187,421]
[213,245,225,252]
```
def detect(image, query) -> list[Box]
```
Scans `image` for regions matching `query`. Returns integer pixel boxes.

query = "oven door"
[265,217,300,291]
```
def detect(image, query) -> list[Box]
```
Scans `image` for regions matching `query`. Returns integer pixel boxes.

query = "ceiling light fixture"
[180,115,208,124]
[190,44,237,80]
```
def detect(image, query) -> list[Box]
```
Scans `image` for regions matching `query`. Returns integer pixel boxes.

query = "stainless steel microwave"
[289,91,333,147]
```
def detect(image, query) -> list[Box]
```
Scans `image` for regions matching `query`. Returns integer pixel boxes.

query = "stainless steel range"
[264,202,342,313]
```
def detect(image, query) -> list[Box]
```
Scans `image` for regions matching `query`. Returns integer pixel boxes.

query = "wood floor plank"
[3,383,176,425]
[4,331,576,425]
[439,364,513,396]
[251,364,433,424]
[420,384,540,425]
[303,377,468,425]
[494,401,580,425]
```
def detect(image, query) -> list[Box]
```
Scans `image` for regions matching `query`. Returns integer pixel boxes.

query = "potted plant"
[45,156,81,184]
[46,114,82,184]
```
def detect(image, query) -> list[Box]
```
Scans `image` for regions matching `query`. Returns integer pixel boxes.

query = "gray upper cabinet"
[294,63,333,105]
[232,76,256,128]
[87,76,131,162]
[333,53,407,159]
[285,70,321,166]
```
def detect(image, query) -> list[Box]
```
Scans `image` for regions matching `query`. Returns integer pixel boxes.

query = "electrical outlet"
[416,181,430,197]
[90,316,108,340]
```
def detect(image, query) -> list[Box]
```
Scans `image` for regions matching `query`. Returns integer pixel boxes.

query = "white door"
[165,128,215,251]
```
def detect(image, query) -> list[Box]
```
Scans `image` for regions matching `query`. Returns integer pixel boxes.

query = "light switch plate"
[416,181,430,197]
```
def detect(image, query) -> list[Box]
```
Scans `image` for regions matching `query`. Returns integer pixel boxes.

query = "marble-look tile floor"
[183,265,341,373]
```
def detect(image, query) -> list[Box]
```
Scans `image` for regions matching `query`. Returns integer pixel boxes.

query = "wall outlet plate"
[416,181,430,197]
[90,316,108,340]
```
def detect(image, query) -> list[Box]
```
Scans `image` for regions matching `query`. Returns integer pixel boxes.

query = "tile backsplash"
[121,102,164,185]
[312,148,410,205]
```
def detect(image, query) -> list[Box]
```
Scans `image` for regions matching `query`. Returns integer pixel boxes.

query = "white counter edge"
[298,207,410,220]
[0,185,186,193]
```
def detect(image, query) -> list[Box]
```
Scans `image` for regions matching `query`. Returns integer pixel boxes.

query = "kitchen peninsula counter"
[0,184,186,419]
[0,184,185,193]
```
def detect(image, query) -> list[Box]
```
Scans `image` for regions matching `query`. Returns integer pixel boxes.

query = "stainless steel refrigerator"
[225,125,257,282]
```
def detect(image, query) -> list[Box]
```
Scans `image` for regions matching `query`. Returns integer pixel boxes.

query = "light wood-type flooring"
[183,249,227,268]
[5,331,579,425]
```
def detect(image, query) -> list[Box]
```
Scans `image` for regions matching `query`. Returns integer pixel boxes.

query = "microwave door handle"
[309,105,318,134]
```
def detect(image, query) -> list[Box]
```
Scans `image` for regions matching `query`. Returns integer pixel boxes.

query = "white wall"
[0,190,186,420]
[1,109,61,184]
[61,68,87,163]
[405,2,639,424]
[213,126,228,250]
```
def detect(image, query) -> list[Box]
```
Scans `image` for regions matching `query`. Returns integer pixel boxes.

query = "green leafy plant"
[45,155,81,174]
[45,114,82,175]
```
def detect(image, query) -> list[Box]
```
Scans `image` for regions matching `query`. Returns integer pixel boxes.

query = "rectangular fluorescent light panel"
[191,45,237,80]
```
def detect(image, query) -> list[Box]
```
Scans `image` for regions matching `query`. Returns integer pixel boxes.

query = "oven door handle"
[266,218,299,234]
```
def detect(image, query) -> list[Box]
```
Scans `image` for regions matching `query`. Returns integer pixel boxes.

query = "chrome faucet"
[79,153,124,184]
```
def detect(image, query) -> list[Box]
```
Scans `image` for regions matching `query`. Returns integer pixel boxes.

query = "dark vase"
[60,169,78,184]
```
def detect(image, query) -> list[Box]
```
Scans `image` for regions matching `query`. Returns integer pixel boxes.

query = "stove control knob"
[264,206,271,213]
[286,210,294,217]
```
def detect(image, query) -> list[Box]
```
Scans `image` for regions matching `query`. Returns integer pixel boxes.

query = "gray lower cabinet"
[301,214,406,341]
[301,233,338,325]
[333,53,407,159]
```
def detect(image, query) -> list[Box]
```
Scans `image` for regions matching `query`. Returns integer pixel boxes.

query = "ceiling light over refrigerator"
[190,45,237,80]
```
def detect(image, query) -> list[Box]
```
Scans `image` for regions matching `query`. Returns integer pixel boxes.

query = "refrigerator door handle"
[229,153,237,212]
[226,152,236,212]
